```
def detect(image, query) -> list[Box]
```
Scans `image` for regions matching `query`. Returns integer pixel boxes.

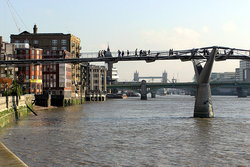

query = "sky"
[1,0,250,82]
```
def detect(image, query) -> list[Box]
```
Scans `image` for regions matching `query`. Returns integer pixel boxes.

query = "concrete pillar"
[193,47,217,118]
[151,91,156,98]
[106,61,113,84]
[237,87,247,98]
[140,80,147,100]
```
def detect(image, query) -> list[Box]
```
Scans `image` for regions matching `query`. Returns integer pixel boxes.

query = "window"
[52,47,57,50]
[24,40,29,43]
[26,66,29,71]
[37,85,40,89]
[37,50,39,55]
[32,84,35,89]
[26,50,29,54]
[61,40,67,45]
[32,75,34,79]
[26,75,29,80]
[33,40,39,44]
[32,50,35,54]
[61,46,67,50]
[15,40,20,43]
[37,75,39,79]
[37,66,39,71]
[52,40,58,46]
[32,66,35,71]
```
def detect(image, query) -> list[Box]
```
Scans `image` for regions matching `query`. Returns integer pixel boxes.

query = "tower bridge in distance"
[133,70,169,83]
[2,46,250,118]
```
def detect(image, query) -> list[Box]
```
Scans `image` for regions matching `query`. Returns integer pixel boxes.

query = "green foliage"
[2,80,23,97]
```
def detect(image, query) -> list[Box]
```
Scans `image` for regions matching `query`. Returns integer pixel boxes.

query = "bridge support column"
[151,91,156,98]
[237,87,247,98]
[140,80,147,100]
[193,48,217,118]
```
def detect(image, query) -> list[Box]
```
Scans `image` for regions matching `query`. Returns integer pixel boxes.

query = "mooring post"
[193,47,217,118]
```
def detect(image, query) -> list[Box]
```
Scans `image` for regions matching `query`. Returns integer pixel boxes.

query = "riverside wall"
[0,94,34,128]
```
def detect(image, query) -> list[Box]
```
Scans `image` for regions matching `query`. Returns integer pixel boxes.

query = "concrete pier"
[140,80,147,100]
[193,48,217,118]
[151,91,156,98]
[0,142,28,167]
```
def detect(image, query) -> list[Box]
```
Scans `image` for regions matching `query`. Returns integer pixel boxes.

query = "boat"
[107,93,127,99]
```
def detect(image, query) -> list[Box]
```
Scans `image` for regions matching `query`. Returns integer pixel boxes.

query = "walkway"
[0,142,28,167]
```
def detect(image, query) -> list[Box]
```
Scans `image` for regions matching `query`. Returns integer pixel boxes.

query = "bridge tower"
[105,46,113,84]
[134,71,139,82]
[162,70,168,83]
[193,47,217,118]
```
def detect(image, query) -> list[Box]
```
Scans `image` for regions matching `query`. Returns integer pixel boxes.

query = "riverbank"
[0,94,34,128]
[0,142,28,167]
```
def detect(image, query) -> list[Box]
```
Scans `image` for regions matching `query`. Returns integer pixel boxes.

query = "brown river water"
[0,95,250,167]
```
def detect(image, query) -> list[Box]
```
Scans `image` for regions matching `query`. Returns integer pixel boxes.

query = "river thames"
[0,95,250,166]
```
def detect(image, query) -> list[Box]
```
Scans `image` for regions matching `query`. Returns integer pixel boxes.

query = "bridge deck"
[108,81,250,89]
[1,46,250,65]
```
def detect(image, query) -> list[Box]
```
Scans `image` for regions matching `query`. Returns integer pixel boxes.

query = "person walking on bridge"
[135,48,138,56]
[127,50,130,56]
[121,51,124,57]
[118,50,121,57]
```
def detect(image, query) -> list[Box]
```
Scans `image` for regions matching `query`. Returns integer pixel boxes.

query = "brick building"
[15,43,43,95]
[10,25,82,96]
[42,50,72,99]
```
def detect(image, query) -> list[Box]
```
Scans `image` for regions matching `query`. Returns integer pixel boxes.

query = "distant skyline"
[1,0,250,81]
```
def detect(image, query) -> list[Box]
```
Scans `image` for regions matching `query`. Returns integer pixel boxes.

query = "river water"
[0,95,250,167]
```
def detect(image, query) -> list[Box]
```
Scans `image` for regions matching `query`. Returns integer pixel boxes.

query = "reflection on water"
[0,96,250,166]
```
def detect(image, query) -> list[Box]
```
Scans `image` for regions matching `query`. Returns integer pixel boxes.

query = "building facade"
[0,37,16,79]
[238,60,250,81]
[0,37,17,92]
[88,65,107,94]
[42,50,72,98]
[15,44,43,95]
[211,72,236,82]
[10,25,82,95]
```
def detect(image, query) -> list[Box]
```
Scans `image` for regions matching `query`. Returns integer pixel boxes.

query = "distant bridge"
[108,81,250,97]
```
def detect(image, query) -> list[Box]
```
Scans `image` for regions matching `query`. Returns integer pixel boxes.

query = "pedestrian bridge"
[2,46,250,118]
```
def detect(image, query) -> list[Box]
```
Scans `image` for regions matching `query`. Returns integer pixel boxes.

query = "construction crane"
[5,0,27,32]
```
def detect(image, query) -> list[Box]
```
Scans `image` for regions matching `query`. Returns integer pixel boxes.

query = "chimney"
[33,24,38,34]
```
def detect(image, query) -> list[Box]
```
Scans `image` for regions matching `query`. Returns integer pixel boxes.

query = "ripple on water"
[0,96,249,166]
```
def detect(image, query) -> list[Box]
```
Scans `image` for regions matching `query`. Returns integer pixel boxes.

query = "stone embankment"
[0,94,34,128]
[0,94,34,166]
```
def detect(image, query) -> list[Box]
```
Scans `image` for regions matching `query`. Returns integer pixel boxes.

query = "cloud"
[201,26,209,33]
[140,27,205,50]
[221,21,237,33]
